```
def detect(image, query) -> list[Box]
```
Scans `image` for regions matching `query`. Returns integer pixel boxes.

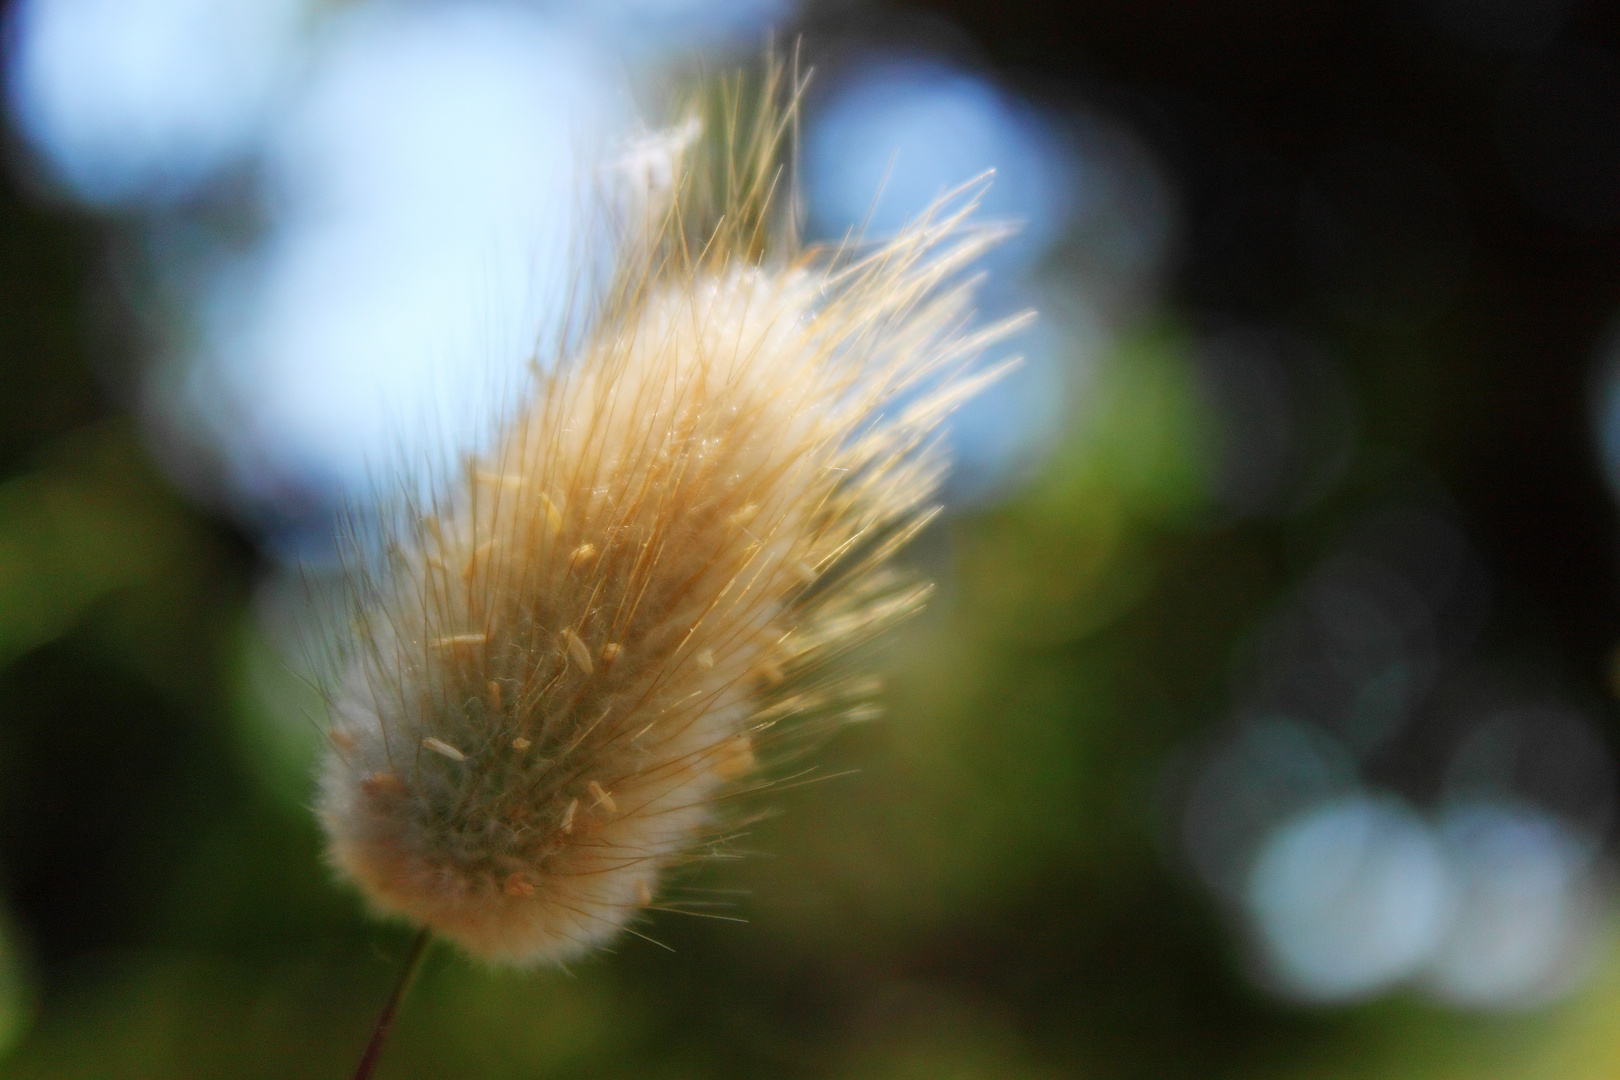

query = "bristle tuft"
[315,58,1020,967]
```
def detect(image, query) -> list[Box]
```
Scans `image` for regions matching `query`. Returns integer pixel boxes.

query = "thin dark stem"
[351,927,433,1080]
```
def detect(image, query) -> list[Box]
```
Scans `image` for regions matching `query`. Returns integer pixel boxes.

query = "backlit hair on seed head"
[314,57,1026,967]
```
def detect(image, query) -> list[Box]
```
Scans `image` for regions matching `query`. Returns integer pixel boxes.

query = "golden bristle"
[314,59,1023,967]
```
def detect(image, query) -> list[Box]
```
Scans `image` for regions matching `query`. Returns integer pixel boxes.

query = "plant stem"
[351,927,433,1080]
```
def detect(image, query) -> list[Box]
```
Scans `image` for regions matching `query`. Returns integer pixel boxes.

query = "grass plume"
[315,58,1025,966]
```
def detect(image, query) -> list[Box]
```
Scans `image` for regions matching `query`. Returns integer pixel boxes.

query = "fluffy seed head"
[315,63,1023,966]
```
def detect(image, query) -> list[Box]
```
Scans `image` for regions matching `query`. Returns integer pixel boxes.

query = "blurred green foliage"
[0,313,1616,1079]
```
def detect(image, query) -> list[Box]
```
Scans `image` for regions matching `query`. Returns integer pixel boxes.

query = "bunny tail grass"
[314,59,1025,967]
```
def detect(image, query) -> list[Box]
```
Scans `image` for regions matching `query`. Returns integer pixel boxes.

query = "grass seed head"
[315,60,1024,966]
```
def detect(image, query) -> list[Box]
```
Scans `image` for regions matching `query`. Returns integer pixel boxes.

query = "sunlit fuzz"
[315,66,1023,966]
